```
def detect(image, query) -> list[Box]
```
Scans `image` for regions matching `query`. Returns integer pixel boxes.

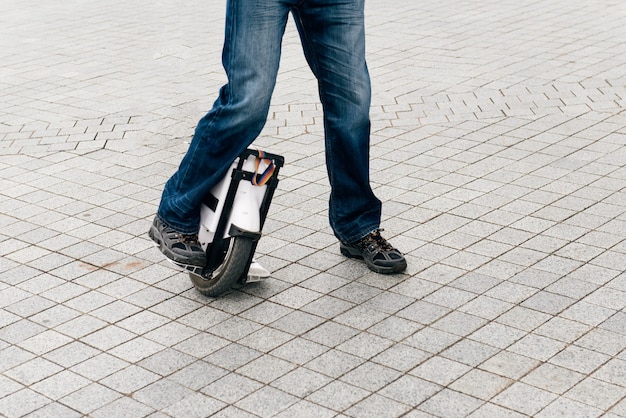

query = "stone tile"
[492,382,559,416]
[522,362,585,395]
[534,316,591,343]
[204,343,263,372]
[273,400,336,418]
[269,285,322,309]
[27,402,84,418]
[565,378,626,411]
[17,329,73,355]
[70,353,129,381]
[270,337,328,365]
[301,295,355,319]
[161,392,226,418]
[236,386,298,417]
[202,373,264,404]
[270,310,326,335]
[58,383,122,415]
[303,320,360,347]
[599,311,626,335]
[305,380,370,412]
[4,357,63,386]
[480,350,541,380]
[239,300,293,325]
[431,311,488,337]
[236,354,296,384]
[132,379,195,410]
[550,345,611,374]
[43,341,101,368]
[305,348,363,378]
[592,358,626,387]
[449,369,512,400]
[508,333,568,362]
[168,360,229,391]
[467,402,526,418]
[340,361,402,392]
[404,326,462,354]
[379,374,441,408]
[561,301,617,326]
[91,396,156,418]
[368,315,424,342]
[337,332,394,359]
[536,397,604,418]
[139,347,196,376]
[80,325,136,351]
[30,370,90,400]
[468,322,526,349]
[418,389,484,418]
[0,374,23,399]
[0,388,51,418]
[397,300,451,326]
[372,343,431,372]
[522,290,578,314]
[410,356,472,386]
[99,364,160,394]
[334,304,390,330]
[271,367,332,398]
[345,393,412,418]
[144,321,202,347]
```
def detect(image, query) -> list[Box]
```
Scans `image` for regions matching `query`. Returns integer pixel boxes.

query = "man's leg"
[292,0,407,273]
[152,0,291,265]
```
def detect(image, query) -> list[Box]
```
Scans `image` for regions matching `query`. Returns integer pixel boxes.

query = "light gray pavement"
[1,0,625,416]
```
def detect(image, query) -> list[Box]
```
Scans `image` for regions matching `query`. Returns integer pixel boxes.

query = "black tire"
[189,236,253,297]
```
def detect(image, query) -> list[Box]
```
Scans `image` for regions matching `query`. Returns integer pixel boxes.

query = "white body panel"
[197,155,269,251]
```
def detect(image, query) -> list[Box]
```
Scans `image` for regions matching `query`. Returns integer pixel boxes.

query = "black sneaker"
[340,229,407,274]
[148,216,206,268]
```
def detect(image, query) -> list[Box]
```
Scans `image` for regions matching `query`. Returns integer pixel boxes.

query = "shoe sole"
[340,244,407,274]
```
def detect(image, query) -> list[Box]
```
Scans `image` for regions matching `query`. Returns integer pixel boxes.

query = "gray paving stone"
[372,343,431,374]
[271,367,331,398]
[306,380,370,412]
[168,360,228,391]
[274,400,336,418]
[58,383,122,415]
[346,393,412,418]
[492,382,559,416]
[418,388,484,418]
[565,378,626,411]
[132,378,196,411]
[27,402,84,418]
[467,402,526,418]
[522,362,585,396]
[305,348,364,379]
[204,343,263,372]
[270,336,328,366]
[91,396,156,418]
[0,388,51,418]
[236,385,298,417]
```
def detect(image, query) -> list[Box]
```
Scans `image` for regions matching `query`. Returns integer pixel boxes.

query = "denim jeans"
[158,0,381,243]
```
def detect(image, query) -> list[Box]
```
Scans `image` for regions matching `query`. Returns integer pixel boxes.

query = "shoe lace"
[179,233,200,244]
[358,229,393,252]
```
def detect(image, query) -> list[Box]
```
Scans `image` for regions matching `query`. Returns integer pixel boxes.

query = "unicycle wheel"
[189,236,254,297]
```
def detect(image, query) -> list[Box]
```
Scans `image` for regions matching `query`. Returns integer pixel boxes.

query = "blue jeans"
[158,0,381,243]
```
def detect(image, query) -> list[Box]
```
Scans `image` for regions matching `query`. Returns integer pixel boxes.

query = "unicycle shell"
[191,149,284,297]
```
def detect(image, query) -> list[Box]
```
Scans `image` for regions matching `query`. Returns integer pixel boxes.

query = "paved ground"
[0,0,625,417]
